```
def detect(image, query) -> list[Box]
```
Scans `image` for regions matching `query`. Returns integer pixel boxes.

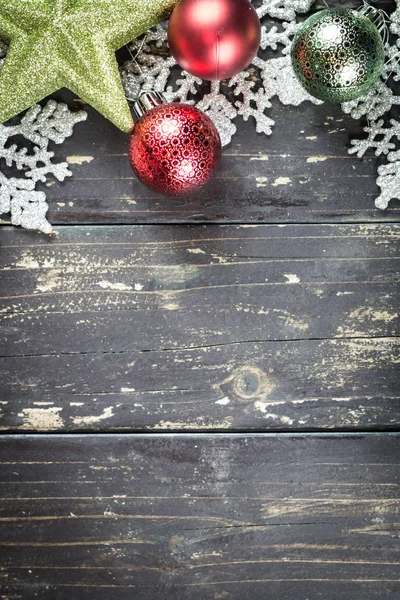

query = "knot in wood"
[232,368,262,400]
[214,365,274,403]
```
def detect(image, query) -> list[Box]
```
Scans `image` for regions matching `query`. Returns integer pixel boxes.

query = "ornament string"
[124,35,154,104]
[357,1,400,123]
[362,1,391,126]
[358,0,391,46]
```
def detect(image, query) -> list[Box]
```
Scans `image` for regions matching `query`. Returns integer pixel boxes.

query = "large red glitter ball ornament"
[168,0,261,80]
[128,92,221,196]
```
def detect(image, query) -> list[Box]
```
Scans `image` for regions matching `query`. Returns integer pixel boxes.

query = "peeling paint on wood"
[72,407,114,426]
[18,407,64,430]
[66,155,94,165]
[307,156,328,163]
[97,280,133,291]
[272,177,291,186]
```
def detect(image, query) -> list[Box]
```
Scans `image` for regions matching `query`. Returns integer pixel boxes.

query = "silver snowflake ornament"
[0,100,86,233]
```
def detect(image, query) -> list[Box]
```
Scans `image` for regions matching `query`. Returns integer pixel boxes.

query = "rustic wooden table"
[1,9,399,595]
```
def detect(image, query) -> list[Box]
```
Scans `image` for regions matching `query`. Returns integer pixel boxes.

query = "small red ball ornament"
[128,92,221,196]
[168,0,261,80]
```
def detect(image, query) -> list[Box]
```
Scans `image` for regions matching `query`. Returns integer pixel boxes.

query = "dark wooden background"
[0,433,399,599]
[0,1,399,597]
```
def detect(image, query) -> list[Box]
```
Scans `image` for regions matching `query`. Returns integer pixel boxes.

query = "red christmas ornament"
[168,0,261,80]
[129,92,221,196]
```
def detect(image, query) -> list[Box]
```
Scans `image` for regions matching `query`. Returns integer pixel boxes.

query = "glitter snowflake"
[122,0,400,209]
[0,100,87,233]
[342,5,400,209]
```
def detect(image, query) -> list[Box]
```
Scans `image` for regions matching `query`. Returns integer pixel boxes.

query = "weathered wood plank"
[1,86,399,226]
[0,433,398,599]
[1,337,398,431]
[0,224,398,432]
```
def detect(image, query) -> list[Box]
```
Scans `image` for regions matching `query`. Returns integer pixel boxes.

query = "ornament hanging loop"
[357,0,390,47]
[124,34,154,105]
[356,0,400,82]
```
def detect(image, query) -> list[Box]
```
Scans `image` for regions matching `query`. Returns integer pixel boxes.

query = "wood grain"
[1,224,398,432]
[0,433,398,599]
[0,2,399,598]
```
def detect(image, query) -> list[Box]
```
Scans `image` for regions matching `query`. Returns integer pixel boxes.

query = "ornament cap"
[132,91,167,120]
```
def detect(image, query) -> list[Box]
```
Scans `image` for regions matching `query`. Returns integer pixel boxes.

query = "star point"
[0,0,177,131]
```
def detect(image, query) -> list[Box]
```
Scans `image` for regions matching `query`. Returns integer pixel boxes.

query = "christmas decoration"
[291,8,385,102]
[1,0,400,231]
[122,0,400,209]
[0,0,178,132]
[0,100,87,234]
[168,0,261,80]
[128,92,221,195]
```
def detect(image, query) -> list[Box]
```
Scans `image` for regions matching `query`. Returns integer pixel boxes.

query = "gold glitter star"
[0,0,177,132]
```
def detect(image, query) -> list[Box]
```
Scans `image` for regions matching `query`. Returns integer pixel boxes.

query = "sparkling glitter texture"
[291,8,385,102]
[0,0,178,132]
[129,99,221,196]
[0,100,87,234]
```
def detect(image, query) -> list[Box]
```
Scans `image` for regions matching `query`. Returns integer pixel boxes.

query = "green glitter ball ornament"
[291,8,385,102]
